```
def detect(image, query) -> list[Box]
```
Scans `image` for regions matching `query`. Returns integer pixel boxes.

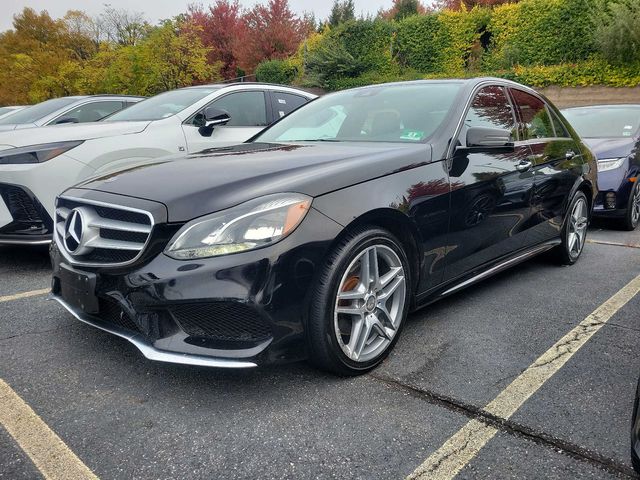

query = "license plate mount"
[59,264,99,314]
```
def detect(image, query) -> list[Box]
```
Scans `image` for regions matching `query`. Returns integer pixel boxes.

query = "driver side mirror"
[203,106,231,128]
[465,126,514,148]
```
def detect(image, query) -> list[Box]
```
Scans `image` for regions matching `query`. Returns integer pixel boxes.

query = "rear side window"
[510,89,554,140]
[52,101,124,124]
[462,86,517,143]
[210,91,267,127]
[271,92,308,120]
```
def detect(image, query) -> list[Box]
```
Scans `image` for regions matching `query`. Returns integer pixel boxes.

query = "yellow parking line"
[0,288,50,303]
[0,379,98,480]
[408,273,640,480]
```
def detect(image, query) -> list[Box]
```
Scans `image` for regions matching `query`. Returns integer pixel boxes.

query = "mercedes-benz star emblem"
[64,209,84,254]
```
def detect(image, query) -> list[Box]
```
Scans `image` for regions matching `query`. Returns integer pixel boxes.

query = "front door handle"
[516,160,533,172]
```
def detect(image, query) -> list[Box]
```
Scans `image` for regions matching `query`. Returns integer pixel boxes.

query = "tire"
[554,191,589,265]
[307,226,411,376]
[620,180,640,231]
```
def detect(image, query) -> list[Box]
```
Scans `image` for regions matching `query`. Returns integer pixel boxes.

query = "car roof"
[178,83,317,97]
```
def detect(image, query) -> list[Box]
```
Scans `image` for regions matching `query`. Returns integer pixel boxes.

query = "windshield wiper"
[294,138,341,142]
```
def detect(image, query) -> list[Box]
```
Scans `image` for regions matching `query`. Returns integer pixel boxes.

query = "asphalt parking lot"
[1,222,639,480]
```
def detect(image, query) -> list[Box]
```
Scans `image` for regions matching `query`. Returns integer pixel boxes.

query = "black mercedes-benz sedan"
[562,105,640,230]
[50,79,597,375]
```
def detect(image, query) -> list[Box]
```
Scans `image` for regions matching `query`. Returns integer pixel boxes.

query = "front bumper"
[50,205,343,367]
[51,294,257,368]
[593,167,637,218]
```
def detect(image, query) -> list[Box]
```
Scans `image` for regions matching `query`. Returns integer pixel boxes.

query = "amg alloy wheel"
[307,227,410,375]
[555,191,589,265]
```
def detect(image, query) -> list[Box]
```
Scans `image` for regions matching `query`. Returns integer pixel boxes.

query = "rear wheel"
[554,191,589,265]
[307,227,411,375]
[620,181,640,231]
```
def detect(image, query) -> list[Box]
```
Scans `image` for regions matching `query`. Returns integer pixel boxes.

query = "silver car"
[0,95,144,131]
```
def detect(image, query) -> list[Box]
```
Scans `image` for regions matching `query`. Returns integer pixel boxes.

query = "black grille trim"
[170,302,273,343]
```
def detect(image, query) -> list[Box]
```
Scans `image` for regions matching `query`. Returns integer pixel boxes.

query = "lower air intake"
[170,303,272,343]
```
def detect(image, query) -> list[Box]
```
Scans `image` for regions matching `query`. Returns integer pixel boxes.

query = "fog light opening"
[604,192,616,209]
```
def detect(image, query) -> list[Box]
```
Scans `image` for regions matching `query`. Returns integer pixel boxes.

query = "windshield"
[562,106,640,138]
[106,88,219,122]
[0,97,79,125]
[0,107,16,116]
[255,83,462,144]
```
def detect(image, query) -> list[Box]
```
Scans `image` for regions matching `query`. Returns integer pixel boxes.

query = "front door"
[182,91,269,152]
[444,85,536,281]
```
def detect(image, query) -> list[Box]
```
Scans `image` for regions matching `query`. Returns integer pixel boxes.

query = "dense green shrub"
[485,0,597,68]
[296,0,640,91]
[255,59,298,84]
[304,34,368,88]
[593,0,640,65]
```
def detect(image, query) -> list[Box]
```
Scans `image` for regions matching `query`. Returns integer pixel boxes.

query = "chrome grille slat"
[57,207,70,220]
[84,237,145,251]
[54,196,154,267]
[88,217,152,233]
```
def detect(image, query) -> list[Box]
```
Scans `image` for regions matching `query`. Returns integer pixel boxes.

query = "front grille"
[98,297,141,333]
[55,197,153,266]
[170,303,272,343]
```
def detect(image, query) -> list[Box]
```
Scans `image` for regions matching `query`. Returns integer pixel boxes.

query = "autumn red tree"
[186,0,244,80]
[236,0,311,74]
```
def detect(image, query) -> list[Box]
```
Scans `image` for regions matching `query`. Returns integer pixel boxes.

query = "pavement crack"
[0,323,74,343]
[368,373,637,479]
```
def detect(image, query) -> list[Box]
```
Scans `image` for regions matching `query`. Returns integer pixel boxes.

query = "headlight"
[597,157,625,172]
[165,193,312,260]
[0,141,84,164]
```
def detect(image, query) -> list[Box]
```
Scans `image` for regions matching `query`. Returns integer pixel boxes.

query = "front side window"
[256,83,462,144]
[510,89,554,140]
[208,91,268,127]
[461,86,517,144]
[52,101,124,124]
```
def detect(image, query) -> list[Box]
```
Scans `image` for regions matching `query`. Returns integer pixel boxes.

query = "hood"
[76,142,431,222]
[582,137,638,160]
[0,123,36,132]
[0,121,151,148]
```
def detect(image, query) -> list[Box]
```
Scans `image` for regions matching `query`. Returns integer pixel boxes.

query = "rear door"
[509,88,582,246]
[182,90,269,152]
[444,85,536,281]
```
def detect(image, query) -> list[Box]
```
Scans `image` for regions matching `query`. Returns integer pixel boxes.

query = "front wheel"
[307,227,411,376]
[554,191,589,265]
[620,180,640,231]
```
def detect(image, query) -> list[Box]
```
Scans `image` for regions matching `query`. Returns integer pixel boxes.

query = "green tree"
[593,0,640,65]
[328,0,355,26]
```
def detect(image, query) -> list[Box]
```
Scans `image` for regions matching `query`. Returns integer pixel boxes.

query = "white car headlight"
[165,193,312,260]
[0,141,84,164]
[597,157,625,172]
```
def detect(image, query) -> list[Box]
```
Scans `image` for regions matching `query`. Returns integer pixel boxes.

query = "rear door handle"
[516,160,533,172]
